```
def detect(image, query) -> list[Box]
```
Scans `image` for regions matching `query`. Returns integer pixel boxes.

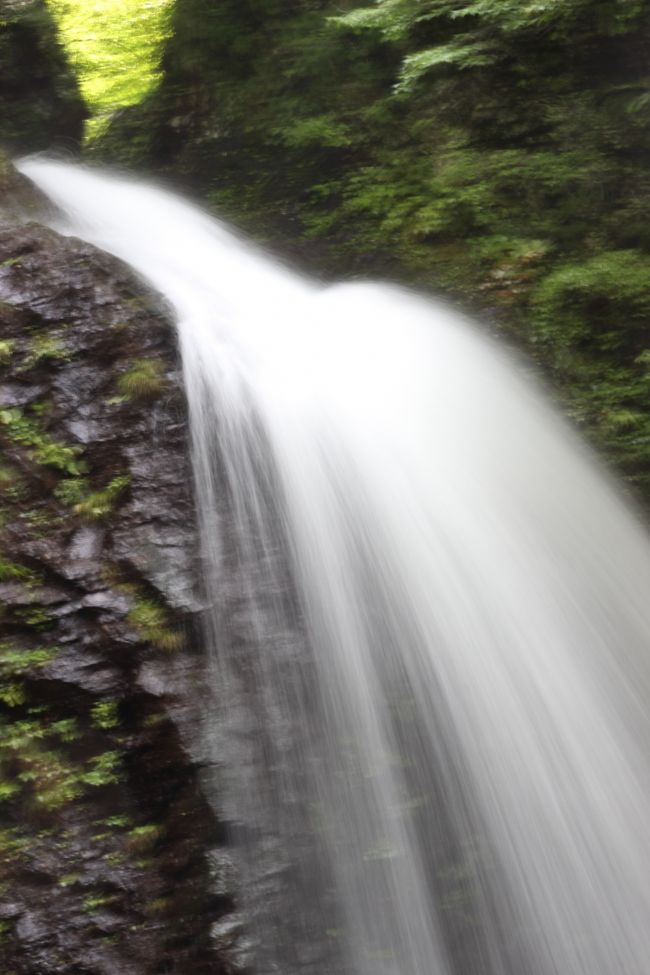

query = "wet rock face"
[0,167,235,974]
[0,0,86,155]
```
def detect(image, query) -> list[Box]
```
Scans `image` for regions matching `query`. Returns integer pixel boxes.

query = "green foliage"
[116,359,166,400]
[531,250,650,355]
[0,828,29,866]
[54,477,88,506]
[0,684,27,707]
[90,700,120,730]
[0,638,123,815]
[0,715,121,809]
[80,750,122,787]
[101,814,131,829]
[127,597,182,652]
[83,892,117,912]
[0,407,86,476]
[58,872,82,887]
[280,115,355,150]
[0,560,39,585]
[19,334,70,372]
[0,340,16,362]
[335,0,647,40]
[396,41,497,91]
[0,463,26,502]
[14,606,53,631]
[73,474,130,520]
[0,643,56,677]
[126,822,164,852]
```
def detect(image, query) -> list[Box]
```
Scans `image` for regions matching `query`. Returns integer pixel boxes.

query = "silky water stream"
[19,158,650,975]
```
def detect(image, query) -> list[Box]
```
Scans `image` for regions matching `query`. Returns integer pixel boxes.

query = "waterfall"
[19,158,650,975]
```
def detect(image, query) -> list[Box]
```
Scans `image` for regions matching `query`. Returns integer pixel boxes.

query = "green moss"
[80,750,122,787]
[127,822,164,852]
[0,464,26,501]
[0,781,21,802]
[0,639,123,813]
[99,814,131,829]
[116,358,166,400]
[54,477,88,506]
[0,560,39,585]
[13,741,84,810]
[19,507,62,535]
[0,643,57,676]
[1,728,121,811]
[0,828,28,865]
[0,407,86,476]
[127,597,182,652]
[0,683,27,707]
[14,606,53,631]
[58,872,82,887]
[0,339,16,362]
[19,333,70,372]
[90,700,120,730]
[82,892,116,913]
[73,474,130,520]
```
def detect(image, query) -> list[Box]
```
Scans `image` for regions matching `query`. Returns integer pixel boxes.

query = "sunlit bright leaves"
[46,0,173,137]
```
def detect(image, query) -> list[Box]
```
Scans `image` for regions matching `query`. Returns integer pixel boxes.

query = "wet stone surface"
[0,163,239,975]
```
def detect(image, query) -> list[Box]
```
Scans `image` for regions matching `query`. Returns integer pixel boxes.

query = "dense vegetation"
[38,0,650,501]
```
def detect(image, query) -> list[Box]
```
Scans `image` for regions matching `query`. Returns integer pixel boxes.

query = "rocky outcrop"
[0,162,235,974]
[0,0,86,155]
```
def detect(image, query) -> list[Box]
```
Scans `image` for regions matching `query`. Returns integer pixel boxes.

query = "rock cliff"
[0,161,236,975]
[0,0,86,154]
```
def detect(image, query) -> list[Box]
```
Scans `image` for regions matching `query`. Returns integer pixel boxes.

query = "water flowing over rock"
[23,159,650,975]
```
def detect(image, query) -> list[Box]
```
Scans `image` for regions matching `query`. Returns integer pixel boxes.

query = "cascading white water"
[19,158,650,975]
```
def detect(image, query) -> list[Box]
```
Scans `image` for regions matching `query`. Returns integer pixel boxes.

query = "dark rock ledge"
[0,161,237,974]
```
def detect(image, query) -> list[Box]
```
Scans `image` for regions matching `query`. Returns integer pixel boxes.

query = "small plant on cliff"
[116,358,166,400]
[80,750,122,787]
[90,700,120,730]
[126,822,165,853]
[0,559,39,585]
[0,339,15,362]
[127,596,182,652]
[0,464,26,503]
[73,474,130,520]
[0,407,86,476]
[19,333,70,372]
[54,477,87,506]
[82,892,117,913]
[0,643,56,676]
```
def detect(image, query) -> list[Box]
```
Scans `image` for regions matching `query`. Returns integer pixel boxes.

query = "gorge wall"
[0,160,240,975]
[0,0,86,155]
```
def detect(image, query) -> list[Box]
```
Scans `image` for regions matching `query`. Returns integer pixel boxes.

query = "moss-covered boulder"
[0,0,86,155]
